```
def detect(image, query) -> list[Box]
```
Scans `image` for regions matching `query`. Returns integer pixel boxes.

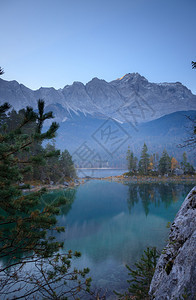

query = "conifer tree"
[126,147,138,174]
[0,68,90,298]
[158,149,171,175]
[60,149,76,178]
[0,100,91,298]
[181,152,195,175]
[138,143,150,175]
[0,101,60,267]
[115,247,159,300]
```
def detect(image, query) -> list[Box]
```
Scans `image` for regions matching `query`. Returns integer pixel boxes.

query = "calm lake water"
[76,168,128,178]
[47,180,194,299]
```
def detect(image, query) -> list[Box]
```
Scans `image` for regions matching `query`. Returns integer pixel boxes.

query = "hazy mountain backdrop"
[0,73,195,167]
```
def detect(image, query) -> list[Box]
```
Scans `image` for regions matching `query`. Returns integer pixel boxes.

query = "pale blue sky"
[1,0,196,93]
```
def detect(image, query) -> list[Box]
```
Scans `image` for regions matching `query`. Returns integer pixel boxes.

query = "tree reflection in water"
[40,188,77,216]
[126,183,193,216]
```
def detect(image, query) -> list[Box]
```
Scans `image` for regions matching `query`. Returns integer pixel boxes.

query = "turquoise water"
[50,181,194,298]
[76,168,128,178]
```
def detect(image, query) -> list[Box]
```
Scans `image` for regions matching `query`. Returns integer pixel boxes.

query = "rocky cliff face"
[0,73,196,123]
[149,186,196,299]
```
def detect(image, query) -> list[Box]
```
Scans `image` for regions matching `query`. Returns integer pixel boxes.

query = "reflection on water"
[126,183,188,216]
[49,180,195,298]
[40,188,77,216]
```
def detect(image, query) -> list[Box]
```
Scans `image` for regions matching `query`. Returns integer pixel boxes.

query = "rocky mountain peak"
[0,74,195,123]
[116,72,146,82]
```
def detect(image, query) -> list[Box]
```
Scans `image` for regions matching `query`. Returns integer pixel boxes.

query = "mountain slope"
[0,73,195,123]
[51,110,196,167]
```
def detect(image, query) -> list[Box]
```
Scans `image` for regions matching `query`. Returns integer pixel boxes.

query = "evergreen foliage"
[115,247,159,300]
[0,67,90,298]
[181,152,195,175]
[126,147,138,174]
[158,149,171,175]
[0,106,76,183]
[138,143,150,175]
[42,143,76,183]
[125,145,194,177]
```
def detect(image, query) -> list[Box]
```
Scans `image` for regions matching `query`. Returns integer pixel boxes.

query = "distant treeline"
[126,143,195,176]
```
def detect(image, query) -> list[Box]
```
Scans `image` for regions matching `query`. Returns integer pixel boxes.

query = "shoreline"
[88,174,196,183]
[24,175,196,192]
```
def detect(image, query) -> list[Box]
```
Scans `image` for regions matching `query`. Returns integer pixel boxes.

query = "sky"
[1,0,196,93]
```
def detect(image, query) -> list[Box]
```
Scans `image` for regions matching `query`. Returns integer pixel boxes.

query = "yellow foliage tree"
[171,157,179,170]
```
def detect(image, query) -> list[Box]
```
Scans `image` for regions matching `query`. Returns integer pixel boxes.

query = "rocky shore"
[149,186,196,299]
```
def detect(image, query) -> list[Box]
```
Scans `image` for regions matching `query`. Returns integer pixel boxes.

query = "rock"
[1,74,196,123]
[149,186,196,299]
[174,168,184,176]
[63,181,69,187]
[50,181,54,185]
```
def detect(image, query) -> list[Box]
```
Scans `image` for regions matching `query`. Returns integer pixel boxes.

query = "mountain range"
[0,73,195,167]
[0,73,196,124]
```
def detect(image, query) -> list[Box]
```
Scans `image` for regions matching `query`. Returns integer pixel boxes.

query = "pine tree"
[138,143,150,175]
[0,99,64,267]
[0,92,90,298]
[181,152,195,175]
[60,149,76,178]
[181,151,188,171]
[115,247,159,300]
[127,147,138,174]
[158,149,171,175]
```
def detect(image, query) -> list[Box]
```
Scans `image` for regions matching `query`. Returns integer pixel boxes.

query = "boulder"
[149,186,196,299]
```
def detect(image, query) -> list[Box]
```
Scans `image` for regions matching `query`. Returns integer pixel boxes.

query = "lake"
[76,168,128,178]
[48,180,194,298]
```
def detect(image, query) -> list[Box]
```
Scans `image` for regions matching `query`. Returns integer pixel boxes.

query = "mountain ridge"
[0,73,195,124]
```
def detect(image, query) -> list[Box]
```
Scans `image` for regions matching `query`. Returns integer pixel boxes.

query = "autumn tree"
[171,157,179,174]
[148,154,155,172]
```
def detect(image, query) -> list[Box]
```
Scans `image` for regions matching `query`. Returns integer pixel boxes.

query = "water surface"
[50,180,194,298]
[76,168,128,178]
